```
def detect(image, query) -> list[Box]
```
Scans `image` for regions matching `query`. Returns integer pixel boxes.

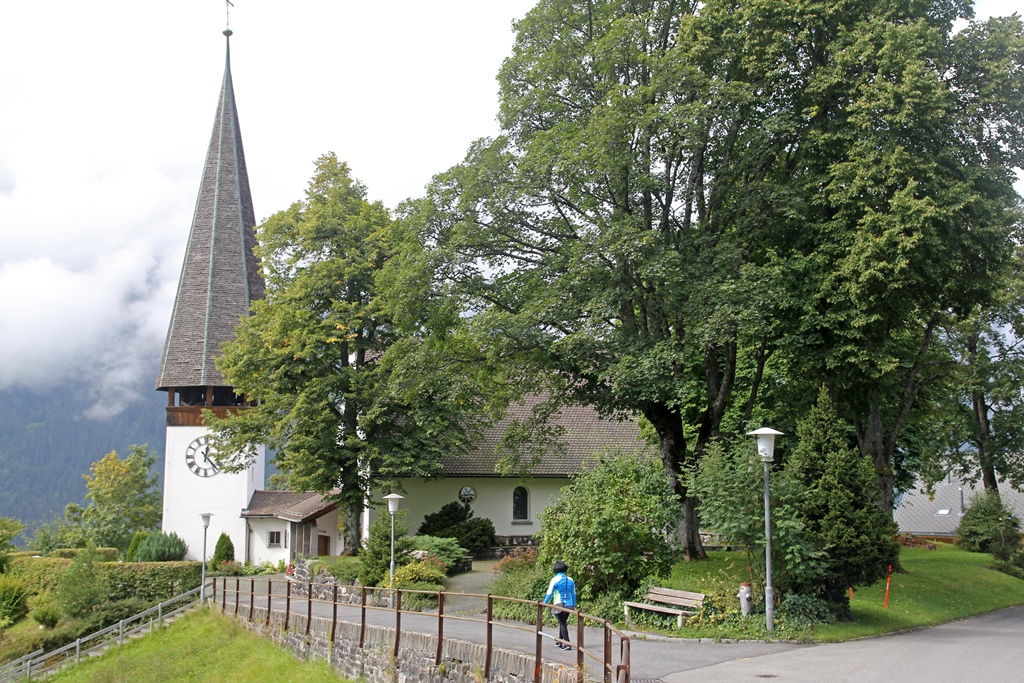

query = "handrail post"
[213,575,218,605]
[249,578,255,621]
[485,594,494,678]
[221,578,226,611]
[604,620,613,683]
[359,586,367,648]
[284,580,292,630]
[435,591,445,665]
[576,608,585,674]
[266,580,272,626]
[393,590,402,658]
[234,577,240,615]
[76,638,81,663]
[119,620,124,646]
[535,601,544,683]
[331,584,338,643]
[307,581,313,635]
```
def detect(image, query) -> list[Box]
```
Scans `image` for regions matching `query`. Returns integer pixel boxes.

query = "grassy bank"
[661,543,1024,642]
[45,610,348,683]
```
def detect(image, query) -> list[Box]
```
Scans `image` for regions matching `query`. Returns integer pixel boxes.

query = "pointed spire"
[156,29,264,391]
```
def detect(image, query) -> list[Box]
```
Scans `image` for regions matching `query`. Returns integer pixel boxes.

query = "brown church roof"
[243,490,339,523]
[442,395,653,477]
[156,30,264,391]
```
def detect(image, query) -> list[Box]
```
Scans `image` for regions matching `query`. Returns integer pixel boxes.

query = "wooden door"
[317,534,329,556]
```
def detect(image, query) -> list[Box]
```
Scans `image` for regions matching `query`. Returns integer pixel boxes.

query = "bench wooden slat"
[623,586,705,629]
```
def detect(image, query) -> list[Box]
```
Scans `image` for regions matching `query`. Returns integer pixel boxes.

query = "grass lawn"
[658,542,1024,642]
[44,610,350,683]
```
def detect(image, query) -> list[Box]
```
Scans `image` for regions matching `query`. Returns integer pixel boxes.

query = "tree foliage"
[784,388,899,616]
[76,445,161,553]
[539,453,680,598]
[359,509,414,588]
[212,532,235,567]
[956,490,1022,560]
[411,0,1024,560]
[209,154,498,553]
[690,438,824,596]
[57,545,110,619]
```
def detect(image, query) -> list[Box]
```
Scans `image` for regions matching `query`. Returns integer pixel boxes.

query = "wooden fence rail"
[211,577,631,683]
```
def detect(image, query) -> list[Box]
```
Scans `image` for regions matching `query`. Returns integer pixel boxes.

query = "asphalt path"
[661,605,1024,683]
[217,576,1024,682]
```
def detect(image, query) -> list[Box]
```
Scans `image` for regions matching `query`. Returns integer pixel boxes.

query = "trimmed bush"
[134,532,188,562]
[0,575,30,622]
[212,532,235,567]
[417,501,495,555]
[412,536,467,574]
[391,556,447,587]
[126,530,148,562]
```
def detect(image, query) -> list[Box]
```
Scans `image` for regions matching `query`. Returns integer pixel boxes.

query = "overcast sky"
[0,1,1019,419]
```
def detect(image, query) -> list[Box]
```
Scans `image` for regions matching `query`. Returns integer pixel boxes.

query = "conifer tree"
[785,388,899,617]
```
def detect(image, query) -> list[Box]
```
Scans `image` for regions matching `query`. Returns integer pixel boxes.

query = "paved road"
[218,568,1024,682]
[660,605,1024,683]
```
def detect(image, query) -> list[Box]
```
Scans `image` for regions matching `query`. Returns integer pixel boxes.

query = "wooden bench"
[623,587,705,628]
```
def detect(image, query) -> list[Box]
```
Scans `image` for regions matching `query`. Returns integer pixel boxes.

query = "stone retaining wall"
[221,604,586,683]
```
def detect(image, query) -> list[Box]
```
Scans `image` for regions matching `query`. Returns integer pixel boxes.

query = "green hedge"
[5,556,201,601]
[105,563,202,601]
[5,557,70,594]
[50,547,119,561]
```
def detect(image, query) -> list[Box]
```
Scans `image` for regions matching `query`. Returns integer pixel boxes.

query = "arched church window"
[512,486,529,521]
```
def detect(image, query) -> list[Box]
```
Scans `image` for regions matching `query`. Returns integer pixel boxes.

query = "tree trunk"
[343,499,362,555]
[856,402,896,515]
[644,402,706,560]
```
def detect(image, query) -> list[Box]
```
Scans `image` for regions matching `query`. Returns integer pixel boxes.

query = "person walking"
[542,560,577,650]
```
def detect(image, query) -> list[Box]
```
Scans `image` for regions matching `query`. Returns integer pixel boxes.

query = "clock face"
[184,436,220,477]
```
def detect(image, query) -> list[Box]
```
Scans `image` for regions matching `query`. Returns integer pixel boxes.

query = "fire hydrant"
[737,582,753,617]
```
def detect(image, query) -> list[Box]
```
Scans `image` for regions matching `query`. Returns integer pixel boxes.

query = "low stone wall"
[222,604,585,683]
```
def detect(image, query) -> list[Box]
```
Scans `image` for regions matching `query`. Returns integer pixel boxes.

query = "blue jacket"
[543,572,577,608]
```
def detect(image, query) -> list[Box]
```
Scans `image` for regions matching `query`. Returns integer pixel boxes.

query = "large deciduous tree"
[65,445,161,554]
[414,0,1023,558]
[209,154,493,553]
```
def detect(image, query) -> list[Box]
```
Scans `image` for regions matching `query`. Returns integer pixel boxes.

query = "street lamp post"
[200,512,213,604]
[747,428,783,632]
[383,494,404,609]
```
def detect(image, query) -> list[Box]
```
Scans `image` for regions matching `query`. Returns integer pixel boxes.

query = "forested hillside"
[0,381,165,539]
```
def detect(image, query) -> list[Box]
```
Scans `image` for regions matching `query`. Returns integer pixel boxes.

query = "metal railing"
[212,577,631,683]
[0,585,205,682]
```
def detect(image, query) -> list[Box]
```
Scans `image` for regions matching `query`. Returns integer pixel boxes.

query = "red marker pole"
[883,565,892,608]
[849,586,853,601]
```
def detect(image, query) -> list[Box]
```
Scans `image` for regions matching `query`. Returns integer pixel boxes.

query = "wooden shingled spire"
[156,28,264,417]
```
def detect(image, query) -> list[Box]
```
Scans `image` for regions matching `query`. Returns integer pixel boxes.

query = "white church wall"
[162,426,265,561]
[370,477,569,540]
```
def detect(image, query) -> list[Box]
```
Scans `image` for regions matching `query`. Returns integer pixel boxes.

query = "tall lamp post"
[383,494,404,609]
[199,512,213,604]
[747,428,783,632]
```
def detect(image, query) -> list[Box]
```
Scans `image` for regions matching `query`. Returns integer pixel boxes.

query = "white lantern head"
[747,427,784,463]
[200,512,213,528]
[383,493,404,515]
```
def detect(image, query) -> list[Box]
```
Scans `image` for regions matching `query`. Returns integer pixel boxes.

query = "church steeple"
[156,28,264,404]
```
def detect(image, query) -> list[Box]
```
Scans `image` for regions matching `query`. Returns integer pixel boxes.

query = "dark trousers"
[555,607,570,645]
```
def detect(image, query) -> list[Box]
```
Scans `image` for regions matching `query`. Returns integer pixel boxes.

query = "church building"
[155,27,266,562]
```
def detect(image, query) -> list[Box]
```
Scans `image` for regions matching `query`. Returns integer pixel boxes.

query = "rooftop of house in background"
[894,476,1024,538]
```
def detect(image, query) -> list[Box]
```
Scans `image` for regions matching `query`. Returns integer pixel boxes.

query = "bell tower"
[155,28,265,561]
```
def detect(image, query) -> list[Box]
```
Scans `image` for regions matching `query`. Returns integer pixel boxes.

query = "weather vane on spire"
[226,0,234,28]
